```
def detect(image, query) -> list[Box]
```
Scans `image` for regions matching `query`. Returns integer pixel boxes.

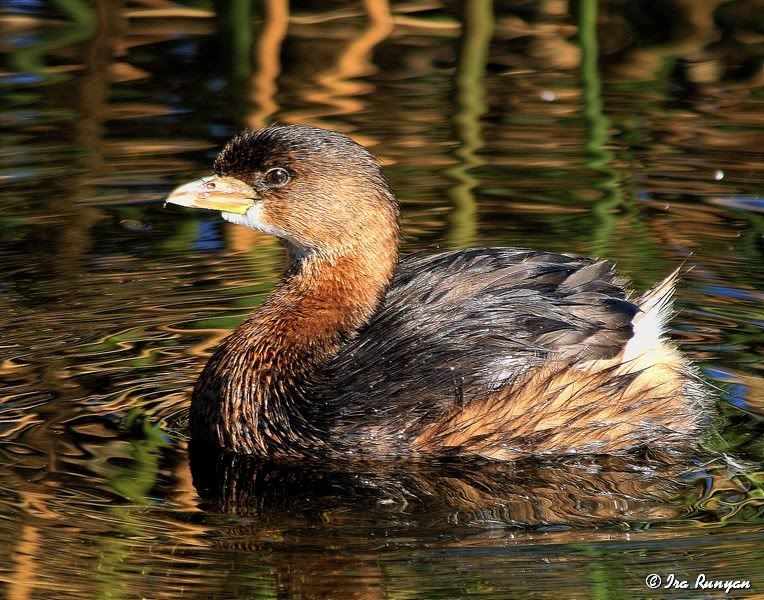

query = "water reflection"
[190,445,714,526]
[0,0,762,597]
[0,424,760,598]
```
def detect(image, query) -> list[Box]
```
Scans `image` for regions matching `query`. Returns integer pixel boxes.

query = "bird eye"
[264,167,291,187]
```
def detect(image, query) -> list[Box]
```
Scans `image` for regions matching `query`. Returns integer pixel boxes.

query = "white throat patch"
[222,201,290,239]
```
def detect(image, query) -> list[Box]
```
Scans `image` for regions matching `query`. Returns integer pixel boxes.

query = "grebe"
[167,125,710,459]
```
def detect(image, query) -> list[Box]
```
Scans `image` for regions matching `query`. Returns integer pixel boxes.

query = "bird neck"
[271,240,399,357]
[192,230,399,455]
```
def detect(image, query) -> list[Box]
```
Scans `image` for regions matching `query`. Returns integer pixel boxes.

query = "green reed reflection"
[215,0,254,83]
[445,0,494,248]
[94,412,169,600]
[579,0,619,256]
[7,0,94,80]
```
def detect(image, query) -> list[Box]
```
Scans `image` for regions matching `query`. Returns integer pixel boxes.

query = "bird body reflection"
[189,443,703,527]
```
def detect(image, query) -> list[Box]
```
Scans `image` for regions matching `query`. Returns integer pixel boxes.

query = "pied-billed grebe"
[167,125,710,459]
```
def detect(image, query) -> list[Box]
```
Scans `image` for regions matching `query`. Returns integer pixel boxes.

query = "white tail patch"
[623,268,681,362]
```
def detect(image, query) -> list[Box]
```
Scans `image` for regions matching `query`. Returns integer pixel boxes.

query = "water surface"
[0,1,762,598]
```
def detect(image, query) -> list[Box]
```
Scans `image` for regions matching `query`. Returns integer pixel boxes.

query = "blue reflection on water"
[699,285,761,302]
[0,73,45,86]
[193,219,223,251]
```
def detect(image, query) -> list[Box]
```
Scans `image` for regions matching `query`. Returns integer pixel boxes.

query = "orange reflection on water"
[281,0,393,146]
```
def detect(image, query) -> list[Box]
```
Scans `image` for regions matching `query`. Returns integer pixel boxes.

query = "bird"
[166,124,711,460]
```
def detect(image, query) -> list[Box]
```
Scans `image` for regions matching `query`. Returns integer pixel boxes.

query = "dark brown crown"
[213,124,386,183]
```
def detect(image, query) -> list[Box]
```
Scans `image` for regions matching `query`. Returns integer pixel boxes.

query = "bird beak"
[165,176,258,215]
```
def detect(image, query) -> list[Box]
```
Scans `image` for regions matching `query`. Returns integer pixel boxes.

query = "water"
[1,1,763,598]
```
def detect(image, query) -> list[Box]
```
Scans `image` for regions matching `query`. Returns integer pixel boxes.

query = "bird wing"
[326,248,640,426]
